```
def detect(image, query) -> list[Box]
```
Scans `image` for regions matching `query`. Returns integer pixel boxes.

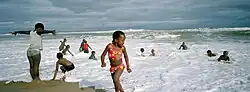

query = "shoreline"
[0,80,106,92]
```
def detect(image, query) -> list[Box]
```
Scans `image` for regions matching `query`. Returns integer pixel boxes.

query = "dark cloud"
[0,0,250,32]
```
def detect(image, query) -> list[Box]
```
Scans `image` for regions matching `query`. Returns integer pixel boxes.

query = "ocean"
[0,28,250,92]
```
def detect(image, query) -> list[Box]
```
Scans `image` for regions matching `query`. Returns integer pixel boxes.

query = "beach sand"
[0,80,106,92]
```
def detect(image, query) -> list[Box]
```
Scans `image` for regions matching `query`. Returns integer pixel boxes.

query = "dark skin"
[52,58,73,80]
[101,34,132,92]
[10,30,56,36]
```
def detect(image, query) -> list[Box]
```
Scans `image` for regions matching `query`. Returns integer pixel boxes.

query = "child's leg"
[111,69,124,92]
[33,54,41,80]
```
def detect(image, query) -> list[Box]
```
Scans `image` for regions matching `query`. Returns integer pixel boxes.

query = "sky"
[0,0,250,32]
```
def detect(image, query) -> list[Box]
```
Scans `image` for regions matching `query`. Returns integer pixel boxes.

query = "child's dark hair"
[35,23,44,30]
[112,31,125,42]
[207,50,211,53]
[91,51,95,54]
[57,53,63,59]
[140,48,144,52]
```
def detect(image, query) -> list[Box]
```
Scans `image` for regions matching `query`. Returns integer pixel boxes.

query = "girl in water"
[101,31,132,92]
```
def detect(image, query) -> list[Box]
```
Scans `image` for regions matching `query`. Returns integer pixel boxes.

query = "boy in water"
[89,51,97,60]
[140,48,145,57]
[59,38,67,51]
[207,50,216,57]
[52,53,75,81]
[62,45,74,56]
[179,42,188,50]
[218,51,230,61]
[101,31,132,92]
[79,39,92,53]
[150,49,156,56]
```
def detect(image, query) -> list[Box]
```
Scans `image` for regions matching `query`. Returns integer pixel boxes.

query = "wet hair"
[223,51,228,55]
[207,50,211,53]
[35,23,44,30]
[112,31,125,43]
[66,45,70,48]
[91,51,95,54]
[151,49,155,52]
[140,48,144,52]
[63,38,67,41]
[57,53,63,59]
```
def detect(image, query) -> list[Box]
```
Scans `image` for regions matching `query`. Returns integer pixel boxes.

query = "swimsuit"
[108,45,125,73]
[60,64,75,73]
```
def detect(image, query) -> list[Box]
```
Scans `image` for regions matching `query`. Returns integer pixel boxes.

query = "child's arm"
[100,44,110,67]
[68,50,74,56]
[123,46,132,73]
[179,45,182,50]
[88,44,92,50]
[52,61,60,80]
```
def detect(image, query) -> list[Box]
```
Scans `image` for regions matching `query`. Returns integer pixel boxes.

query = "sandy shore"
[0,80,106,92]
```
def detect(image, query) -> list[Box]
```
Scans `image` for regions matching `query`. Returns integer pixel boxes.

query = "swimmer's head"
[66,45,70,48]
[182,42,185,44]
[140,48,144,53]
[112,31,125,48]
[151,49,155,53]
[91,51,95,55]
[207,50,212,54]
[223,51,228,56]
[57,53,63,59]
[63,38,67,42]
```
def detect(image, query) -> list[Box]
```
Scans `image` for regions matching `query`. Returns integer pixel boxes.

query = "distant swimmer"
[52,53,75,81]
[62,45,74,56]
[59,38,67,51]
[179,42,188,50]
[150,49,156,56]
[140,48,145,57]
[218,51,230,61]
[89,51,97,60]
[207,50,216,57]
[79,39,92,53]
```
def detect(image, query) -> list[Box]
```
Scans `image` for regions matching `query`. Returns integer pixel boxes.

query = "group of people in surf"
[178,42,230,62]
[10,22,230,92]
[10,23,131,92]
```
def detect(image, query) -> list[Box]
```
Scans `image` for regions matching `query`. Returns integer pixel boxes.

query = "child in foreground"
[52,53,75,81]
[100,31,132,92]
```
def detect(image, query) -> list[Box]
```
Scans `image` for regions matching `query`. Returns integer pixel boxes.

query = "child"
[89,51,97,60]
[207,50,216,57]
[62,45,74,56]
[179,42,188,50]
[79,39,92,53]
[101,31,132,92]
[52,53,75,81]
[59,38,67,51]
[150,49,156,56]
[218,51,230,61]
[140,48,145,57]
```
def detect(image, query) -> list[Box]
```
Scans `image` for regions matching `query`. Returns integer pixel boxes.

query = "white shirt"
[29,31,43,50]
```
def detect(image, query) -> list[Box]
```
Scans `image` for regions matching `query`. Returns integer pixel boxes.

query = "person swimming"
[52,53,75,81]
[62,45,74,56]
[140,48,145,57]
[89,51,97,60]
[207,50,216,57]
[79,39,92,53]
[218,51,230,61]
[59,38,67,51]
[179,42,188,50]
[150,49,156,56]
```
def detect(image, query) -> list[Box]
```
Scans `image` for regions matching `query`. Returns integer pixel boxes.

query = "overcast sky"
[0,0,250,31]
